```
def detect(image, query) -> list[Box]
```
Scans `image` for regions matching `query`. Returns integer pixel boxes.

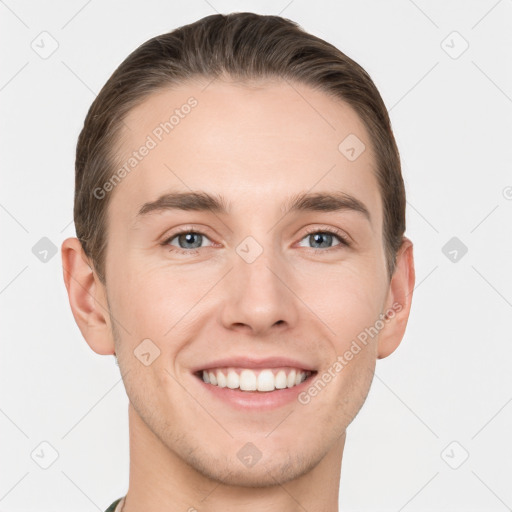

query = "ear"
[377,236,415,359]
[61,237,115,355]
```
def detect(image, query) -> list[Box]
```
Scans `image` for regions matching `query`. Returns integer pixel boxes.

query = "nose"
[219,245,299,336]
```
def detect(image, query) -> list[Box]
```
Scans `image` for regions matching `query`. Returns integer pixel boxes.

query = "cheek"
[299,266,384,345]
[315,270,382,407]
[334,346,377,426]
[108,259,217,361]
[108,250,182,322]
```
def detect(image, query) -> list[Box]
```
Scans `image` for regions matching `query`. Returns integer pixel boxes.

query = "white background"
[1,1,511,510]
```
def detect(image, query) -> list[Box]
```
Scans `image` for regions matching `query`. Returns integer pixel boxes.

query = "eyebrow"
[136,190,371,223]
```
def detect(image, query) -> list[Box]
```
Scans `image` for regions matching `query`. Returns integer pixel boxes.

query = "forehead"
[109,78,382,231]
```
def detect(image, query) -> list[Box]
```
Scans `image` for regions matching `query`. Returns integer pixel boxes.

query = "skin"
[62,77,415,512]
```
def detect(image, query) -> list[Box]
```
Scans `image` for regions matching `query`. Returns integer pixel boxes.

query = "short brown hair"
[74,12,405,285]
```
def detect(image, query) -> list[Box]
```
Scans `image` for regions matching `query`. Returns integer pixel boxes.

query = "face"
[101,78,397,486]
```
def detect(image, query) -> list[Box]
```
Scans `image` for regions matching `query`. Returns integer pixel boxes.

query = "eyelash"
[161,226,351,255]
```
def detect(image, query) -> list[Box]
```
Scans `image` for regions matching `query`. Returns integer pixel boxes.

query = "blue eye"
[297,229,350,251]
[164,231,214,253]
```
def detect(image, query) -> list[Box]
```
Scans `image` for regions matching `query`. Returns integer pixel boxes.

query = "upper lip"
[191,356,317,373]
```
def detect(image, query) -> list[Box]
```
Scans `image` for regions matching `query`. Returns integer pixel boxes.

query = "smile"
[195,367,317,393]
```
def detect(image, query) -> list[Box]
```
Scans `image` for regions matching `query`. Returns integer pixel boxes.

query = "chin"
[187,446,317,488]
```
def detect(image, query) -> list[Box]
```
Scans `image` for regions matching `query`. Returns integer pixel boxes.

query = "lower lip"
[192,371,318,411]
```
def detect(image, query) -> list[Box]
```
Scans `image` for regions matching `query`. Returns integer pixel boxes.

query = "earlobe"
[377,237,415,359]
[61,237,115,355]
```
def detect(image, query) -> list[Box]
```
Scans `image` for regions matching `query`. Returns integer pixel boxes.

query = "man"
[62,12,415,512]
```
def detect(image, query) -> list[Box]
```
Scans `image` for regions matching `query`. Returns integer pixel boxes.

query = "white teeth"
[216,370,227,387]
[256,369,274,392]
[200,367,311,392]
[240,369,257,391]
[227,369,239,389]
[275,370,288,389]
[287,369,296,388]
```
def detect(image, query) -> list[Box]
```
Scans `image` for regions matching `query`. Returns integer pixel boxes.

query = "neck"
[123,403,345,512]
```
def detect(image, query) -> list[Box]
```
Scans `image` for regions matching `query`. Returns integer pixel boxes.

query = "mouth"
[193,367,318,393]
